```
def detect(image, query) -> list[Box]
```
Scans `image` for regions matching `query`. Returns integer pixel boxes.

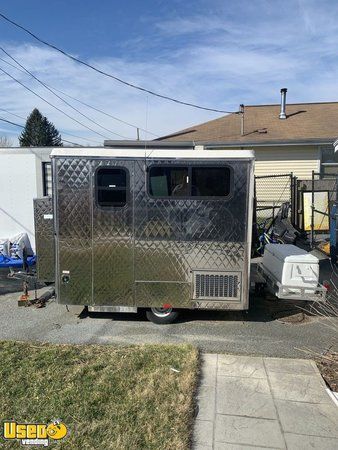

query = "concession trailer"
[34,142,255,323]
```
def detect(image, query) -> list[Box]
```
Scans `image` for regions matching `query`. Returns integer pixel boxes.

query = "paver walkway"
[194,354,338,449]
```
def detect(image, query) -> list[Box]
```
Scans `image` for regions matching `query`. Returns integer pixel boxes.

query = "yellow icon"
[46,420,67,440]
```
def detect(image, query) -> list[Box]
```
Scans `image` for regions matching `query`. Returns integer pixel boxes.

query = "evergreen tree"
[19,108,62,147]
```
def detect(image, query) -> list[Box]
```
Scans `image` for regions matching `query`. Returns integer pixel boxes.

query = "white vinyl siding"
[254,145,320,179]
[254,145,320,217]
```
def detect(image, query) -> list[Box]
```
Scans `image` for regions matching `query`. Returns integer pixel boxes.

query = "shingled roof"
[158,102,338,145]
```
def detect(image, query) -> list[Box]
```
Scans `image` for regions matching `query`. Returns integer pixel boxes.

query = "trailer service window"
[96,167,127,207]
[149,166,231,198]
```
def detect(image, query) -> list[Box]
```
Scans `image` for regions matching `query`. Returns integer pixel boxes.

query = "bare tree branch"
[0,136,12,147]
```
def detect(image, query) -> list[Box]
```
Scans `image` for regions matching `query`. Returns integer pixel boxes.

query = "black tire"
[146,307,179,324]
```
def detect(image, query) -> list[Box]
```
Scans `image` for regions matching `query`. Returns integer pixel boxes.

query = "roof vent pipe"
[240,104,244,135]
[279,88,287,119]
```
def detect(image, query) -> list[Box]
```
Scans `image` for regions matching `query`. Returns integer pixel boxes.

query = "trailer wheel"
[146,307,179,324]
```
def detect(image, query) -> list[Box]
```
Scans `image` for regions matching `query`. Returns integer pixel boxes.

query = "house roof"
[157,102,338,145]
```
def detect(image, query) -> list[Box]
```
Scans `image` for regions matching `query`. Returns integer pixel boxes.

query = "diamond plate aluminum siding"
[55,158,92,304]
[54,156,252,309]
[134,159,251,307]
[92,159,134,306]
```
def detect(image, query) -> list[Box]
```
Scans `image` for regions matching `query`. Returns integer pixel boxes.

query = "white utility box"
[263,244,319,290]
[260,244,326,301]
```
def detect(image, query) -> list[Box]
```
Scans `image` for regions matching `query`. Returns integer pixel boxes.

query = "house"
[157,89,338,179]
[0,147,52,250]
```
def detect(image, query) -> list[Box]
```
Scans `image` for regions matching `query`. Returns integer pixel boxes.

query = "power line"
[0,46,130,139]
[59,131,102,145]
[0,107,25,121]
[61,139,82,146]
[0,55,159,137]
[0,11,236,114]
[0,117,23,128]
[0,116,84,146]
[0,103,102,144]
[0,65,112,140]
[51,87,160,137]
[0,108,103,145]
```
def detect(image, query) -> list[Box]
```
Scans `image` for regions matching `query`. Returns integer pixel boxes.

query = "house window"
[148,166,232,198]
[96,167,128,207]
[42,162,52,196]
[321,146,338,178]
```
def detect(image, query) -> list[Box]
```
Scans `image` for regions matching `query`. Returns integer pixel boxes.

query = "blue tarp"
[0,255,36,268]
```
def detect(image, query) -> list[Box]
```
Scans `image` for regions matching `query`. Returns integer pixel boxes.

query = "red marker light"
[323,280,331,291]
[162,303,172,309]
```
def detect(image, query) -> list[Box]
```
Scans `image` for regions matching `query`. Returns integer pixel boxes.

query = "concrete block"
[193,445,213,450]
[285,433,338,450]
[215,443,280,449]
[214,414,284,448]
[200,354,217,387]
[202,353,218,367]
[196,385,216,421]
[193,420,213,446]
[264,357,318,376]
[276,399,338,438]
[217,355,266,379]
[268,372,330,403]
[216,376,276,419]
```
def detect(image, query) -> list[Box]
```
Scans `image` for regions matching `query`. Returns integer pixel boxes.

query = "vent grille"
[193,271,241,300]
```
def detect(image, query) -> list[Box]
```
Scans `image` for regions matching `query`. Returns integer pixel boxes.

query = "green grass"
[0,342,199,450]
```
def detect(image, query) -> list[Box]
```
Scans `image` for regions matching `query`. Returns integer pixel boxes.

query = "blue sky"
[1,0,338,144]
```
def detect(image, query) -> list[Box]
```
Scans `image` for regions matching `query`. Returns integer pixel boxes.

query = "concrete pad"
[285,433,338,450]
[200,354,217,387]
[196,385,216,421]
[215,443,280,450]
[216,376,277,419]
[194,353,338,450]
[276,399,338,438]
[202,353,218,367]
[193,445,213,450]
[193,419,213,446]
[268,372,330,403]
[264,357,318,376]
[214,415,285,448]
[217,355,267,379]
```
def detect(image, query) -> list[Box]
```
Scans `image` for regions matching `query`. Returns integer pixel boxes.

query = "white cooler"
[261,244,325,300]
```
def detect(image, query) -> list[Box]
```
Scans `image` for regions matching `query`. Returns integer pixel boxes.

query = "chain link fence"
[254,173,293,228]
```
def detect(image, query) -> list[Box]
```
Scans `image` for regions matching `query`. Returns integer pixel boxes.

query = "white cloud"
[1,0,338,145]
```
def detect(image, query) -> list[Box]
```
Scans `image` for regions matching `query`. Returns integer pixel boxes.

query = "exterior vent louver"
[193,271,241,301]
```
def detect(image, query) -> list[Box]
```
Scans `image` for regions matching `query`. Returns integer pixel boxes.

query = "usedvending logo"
[3,419,67,446]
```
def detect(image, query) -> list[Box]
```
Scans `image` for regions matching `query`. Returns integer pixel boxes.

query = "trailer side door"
[92,160,134,306]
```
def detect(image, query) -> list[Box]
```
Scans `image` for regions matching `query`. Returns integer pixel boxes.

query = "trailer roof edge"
[50,147,255,159]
